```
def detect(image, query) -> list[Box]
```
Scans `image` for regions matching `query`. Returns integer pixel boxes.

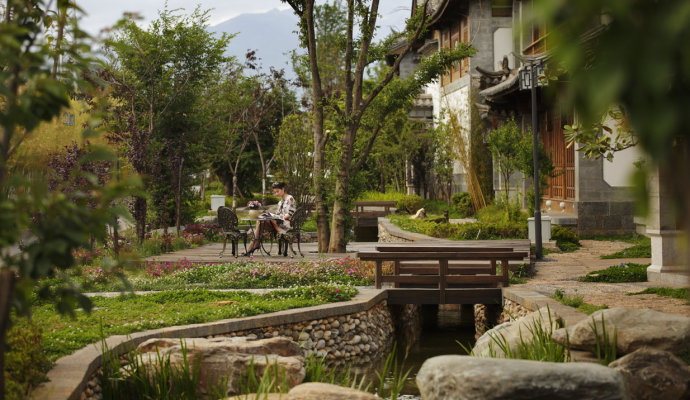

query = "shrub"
[395,194,424,214]
[389,215,527,240]
[551,225,580,252]
[4,319,52,400]
[580,263,649,283]
[451,192,474,217]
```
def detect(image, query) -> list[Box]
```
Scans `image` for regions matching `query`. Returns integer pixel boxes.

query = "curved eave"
[479,73,520,102]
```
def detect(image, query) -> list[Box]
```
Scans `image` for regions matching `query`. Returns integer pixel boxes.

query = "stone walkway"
[520,240,690,316]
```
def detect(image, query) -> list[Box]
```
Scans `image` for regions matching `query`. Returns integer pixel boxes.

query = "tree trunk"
[175,156,183,235]
[329,123,356,253]
[0,269,15,400]
[303,0,330,252]
[232,174,238,210]
[134,196,147,243]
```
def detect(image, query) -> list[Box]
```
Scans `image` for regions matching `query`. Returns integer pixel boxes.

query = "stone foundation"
[214,303,394,365]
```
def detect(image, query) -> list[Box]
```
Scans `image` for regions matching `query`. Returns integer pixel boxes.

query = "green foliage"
[100,339,223,400]
[274,114,313,203]
[479,308,570,362]
[389,214,527,240]
[3,319,52,400]
[476,203,527,224]
[628,287,690,304]
[600,235,651,259]
[551,225,581,252]
[374,346,412,400]
[358,191,409,203]
[396,194,424,214]
[553,289,608,315]
[590,314,618,365]
[538,0,690,162]
[486,118,553,200]
[31,286,355,361]
[580,263,649,283]
[451,192,475,218]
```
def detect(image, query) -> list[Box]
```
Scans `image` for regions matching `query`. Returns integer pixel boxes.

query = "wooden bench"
[358,245,528,304]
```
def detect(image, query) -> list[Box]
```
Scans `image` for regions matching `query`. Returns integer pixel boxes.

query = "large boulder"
[472,307,561,358]
[552,308,690,355]
[287,382,377,399]
[416,355,627,400]
[609,348,690,400]
[136,336,305,396]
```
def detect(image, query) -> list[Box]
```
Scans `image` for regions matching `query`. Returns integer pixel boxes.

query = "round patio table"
[241,216,283,256]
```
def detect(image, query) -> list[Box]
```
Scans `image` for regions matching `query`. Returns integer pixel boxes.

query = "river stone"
[472,307,561,358]
[137,336,305,395]
[416,355,627,400]
[609,348,690,400]
[287,382,377,399]
[551,308,690,355]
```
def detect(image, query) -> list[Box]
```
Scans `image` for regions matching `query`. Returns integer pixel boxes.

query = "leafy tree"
[283,0,475,252]
[0,1,136,396]
[273,113,313,203]
[104,7,229,235]
[487,118,552,204]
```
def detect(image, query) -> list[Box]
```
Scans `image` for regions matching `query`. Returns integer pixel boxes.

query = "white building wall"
[493,27,514,69]
[602,113,642,187]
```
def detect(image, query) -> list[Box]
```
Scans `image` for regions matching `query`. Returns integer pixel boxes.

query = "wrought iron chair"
[277,205,309,257]
[218,206,247,258]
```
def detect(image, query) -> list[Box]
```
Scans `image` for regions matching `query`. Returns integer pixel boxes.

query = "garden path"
[144,241,379,264]
[520,240,690,316]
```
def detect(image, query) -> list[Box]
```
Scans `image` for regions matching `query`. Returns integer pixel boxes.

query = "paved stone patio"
[521,240,690,316]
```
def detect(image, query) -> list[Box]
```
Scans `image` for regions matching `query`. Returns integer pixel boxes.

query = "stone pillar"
[646,166,689,286]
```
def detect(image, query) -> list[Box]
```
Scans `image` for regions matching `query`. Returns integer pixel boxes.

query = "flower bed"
[79,258,374,292]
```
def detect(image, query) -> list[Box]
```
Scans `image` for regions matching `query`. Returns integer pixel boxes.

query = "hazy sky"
[78,0,412,34]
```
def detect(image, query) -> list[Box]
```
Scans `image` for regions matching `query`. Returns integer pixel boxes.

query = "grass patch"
[600,235,651,259]
[31,285,356,362]
[628,287,690,303]
[579,263,649,283]
[553,289,608,315]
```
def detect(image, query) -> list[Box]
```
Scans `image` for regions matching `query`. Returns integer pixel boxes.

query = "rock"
[552,308,690,356]
[298,332,310,341]
[351,335,362,345]
[287,382,377,399]
[472,307,561,358]
[416,355,627,400]
[226,394,286,400]
[609,348,690,400]
[136,336,305,395]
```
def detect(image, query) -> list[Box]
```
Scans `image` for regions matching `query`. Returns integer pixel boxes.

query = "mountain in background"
[210,5,409,81]
[210,8,299,79]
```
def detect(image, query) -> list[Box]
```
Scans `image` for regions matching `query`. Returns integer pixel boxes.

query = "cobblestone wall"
[213,303,394,365]
[377,221,413,243]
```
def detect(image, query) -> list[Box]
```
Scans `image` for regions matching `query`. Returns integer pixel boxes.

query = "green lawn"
[30,285,356,361]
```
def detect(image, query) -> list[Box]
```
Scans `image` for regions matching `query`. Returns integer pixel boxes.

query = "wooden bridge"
[357,242,530,305]
[352,201,397,227]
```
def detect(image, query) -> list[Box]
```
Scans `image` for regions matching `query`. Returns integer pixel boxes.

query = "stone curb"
[30,289,387,400]
[377,217,442,242]
[503,287,588,327]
